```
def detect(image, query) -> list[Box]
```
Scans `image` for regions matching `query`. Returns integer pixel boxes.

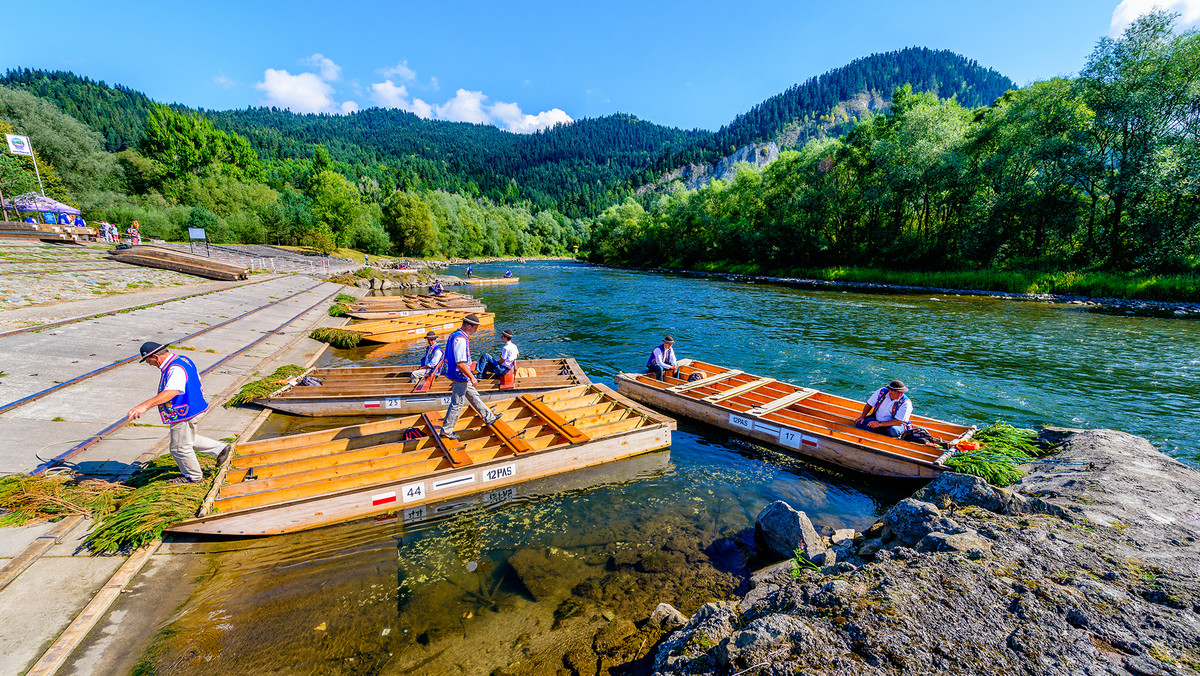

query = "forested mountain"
[640,48,1016,179]
[1,49,1013,215]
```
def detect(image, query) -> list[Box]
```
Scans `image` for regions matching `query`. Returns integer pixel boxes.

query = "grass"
[310,327,363,349]
[225,364,307,406]
[686,263,1200,303]
[0,475,123,526]
[946,423,1046,486]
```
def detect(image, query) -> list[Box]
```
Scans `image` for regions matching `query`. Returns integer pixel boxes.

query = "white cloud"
[369,80,434,118]
[213,72,234,88]
[367,79,572,132]
[435,89,492,124]
[341,100,360,114]
[381,60,417,81]
[256,69,336,114]
[429,76,439,91]
[489,101,573,133]
[1110,0,1200,35]
[304,53,342,82]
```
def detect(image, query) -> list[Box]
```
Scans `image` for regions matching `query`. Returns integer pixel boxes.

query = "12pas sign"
[5,134,32,157]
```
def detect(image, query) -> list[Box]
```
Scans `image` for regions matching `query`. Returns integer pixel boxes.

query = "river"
[132,260,1199,674]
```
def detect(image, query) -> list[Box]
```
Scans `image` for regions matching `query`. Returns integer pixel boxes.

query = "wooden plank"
[702,377,775,402]
[747,388,819,416]
[422,412,473,467]
[490,417,535,454]
[668,369,742,392]
[520,394,590,443]
[25,543,159,676]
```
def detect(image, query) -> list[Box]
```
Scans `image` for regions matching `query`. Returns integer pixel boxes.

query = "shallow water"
[139,261,1200,674]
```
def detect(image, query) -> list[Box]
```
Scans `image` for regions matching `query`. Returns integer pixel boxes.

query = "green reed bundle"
[310,327,363,349]
[945,422,1043,486]
[225,364,307,406]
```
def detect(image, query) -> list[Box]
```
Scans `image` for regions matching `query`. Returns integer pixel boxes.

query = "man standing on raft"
[854,380,912,438]
[440,314,501,439]
[127,342,230,483]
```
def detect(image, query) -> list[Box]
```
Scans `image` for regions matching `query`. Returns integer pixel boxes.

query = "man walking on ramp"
[127,341,230,483]
[439,314,500,440]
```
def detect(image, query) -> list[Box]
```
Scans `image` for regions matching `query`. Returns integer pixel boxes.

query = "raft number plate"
[730,413,813,449]
[729,414,753,431]
[482,464,516,483]
[401,481,425,503]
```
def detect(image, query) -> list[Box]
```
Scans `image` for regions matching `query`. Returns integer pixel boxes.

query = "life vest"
[504,270,512,278]
[869,387,910,428]
[421,342,445,373]
[157,355,209,424]
[646,345,674,370]
[444,330,471,382]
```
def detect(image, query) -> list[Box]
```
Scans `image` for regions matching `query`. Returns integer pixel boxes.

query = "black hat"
[663,335,675,343]
[501,329,513,339]
[887,380,908,392]
[462,314,481,326]
[139,341,168,362]
[424,330,437,340]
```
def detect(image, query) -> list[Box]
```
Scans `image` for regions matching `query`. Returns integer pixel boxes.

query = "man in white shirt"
[409,331,445,383]
[439,315,501,439]
[646,335,679,381]
[477,330,518,379]
[854,380,913,439]
[127,342,230,483]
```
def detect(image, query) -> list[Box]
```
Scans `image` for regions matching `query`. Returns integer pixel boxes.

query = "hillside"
[639,47,1017,181]
[1,48,1015,215]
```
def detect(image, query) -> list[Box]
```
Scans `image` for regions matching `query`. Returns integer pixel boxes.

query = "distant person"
[854,380,912,439]
[128,221,141,245]
[73,215,86,227]
[57,213,71,225]
[465,264,474,278]
[126,342,231,483]
[503,269,513,278]
[477,330,518,379]
[23,216,35,224]
[439,314,500,440]
[431,280,444,295]
[409,331,445,383]
[647,335,680,381]
[364,253,370,265]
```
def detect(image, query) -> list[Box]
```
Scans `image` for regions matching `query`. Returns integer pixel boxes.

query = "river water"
[136,261,1200,674]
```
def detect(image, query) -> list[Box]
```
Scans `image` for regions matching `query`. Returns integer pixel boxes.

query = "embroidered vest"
[422,342,445,373]
[157,355,208,424]
[444,330,471,381]
[647,346,674,370]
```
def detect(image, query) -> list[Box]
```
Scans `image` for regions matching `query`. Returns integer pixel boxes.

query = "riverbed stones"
[754,500,828,563]
[830,528,856,547]
[915,531,993,555]
[507,547,588,601]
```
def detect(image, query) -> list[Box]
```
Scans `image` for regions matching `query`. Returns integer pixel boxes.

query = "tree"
[307,170,367,248]
[382,190,437,256]
[140,104,263,187]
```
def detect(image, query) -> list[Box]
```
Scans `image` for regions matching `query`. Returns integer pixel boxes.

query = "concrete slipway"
[0,272,353,675]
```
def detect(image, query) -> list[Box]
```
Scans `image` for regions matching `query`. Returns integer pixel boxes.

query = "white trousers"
[168,419,225,481]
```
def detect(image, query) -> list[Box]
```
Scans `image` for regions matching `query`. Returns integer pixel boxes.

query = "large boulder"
[914,471,1065,518]
[882,498,959,546]
[755,501,829,563]
[507,547,587,601]
[649,602,688,631]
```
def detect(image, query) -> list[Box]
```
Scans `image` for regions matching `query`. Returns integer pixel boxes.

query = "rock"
[754,500,828,562]
[637,550,686,575]
[703,537,747,571]
[653,601,740,673]
[650,602,688,631]
[913,471,1065,518]
[355,279,369,289]
[379,279,394,290]
[830,528,856,547]
[883,498,959,546]
[862,520,885,540]
[508,547,587,601]
[915,531,994,554]
[857,537,884,560]
[716,614,809,670]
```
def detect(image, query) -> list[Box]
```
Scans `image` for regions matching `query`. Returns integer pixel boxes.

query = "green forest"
[591,12,1200,285]
[0,14,1197,287]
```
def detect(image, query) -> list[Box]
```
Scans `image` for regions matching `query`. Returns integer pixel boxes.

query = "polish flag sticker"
[372,491,397,506]
[364,401,382,409]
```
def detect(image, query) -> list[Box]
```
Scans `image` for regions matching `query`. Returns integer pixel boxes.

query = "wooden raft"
[171,383,675,535]
[257,357,591,416]
[107,245,249,281]
[344,310,496,343]
[616,361,976,478]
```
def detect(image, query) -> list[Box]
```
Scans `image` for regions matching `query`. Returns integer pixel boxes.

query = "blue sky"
[2,0,1197,133]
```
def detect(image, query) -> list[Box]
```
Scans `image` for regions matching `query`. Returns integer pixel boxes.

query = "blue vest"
[647,346,674,370]
[157,355,209,424]
[422,342,445,373]
[444,330,471,381]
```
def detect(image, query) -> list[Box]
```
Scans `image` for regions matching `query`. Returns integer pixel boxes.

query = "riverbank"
[652,428,1200,675]
[601,263,1200,315]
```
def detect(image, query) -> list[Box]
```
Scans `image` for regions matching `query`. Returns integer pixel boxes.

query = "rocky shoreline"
[594,264,1200,317]
[647,429,1200,675]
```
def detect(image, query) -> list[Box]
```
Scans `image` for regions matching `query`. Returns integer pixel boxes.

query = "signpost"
[188,227,210,256]
[5,133,45,196]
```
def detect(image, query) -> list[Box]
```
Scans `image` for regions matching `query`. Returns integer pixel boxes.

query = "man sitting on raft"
[409,330,445,383]
[477,329,518,379]
[431,280,444,295]
[854,380,912,438]
[647,335,680,381]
